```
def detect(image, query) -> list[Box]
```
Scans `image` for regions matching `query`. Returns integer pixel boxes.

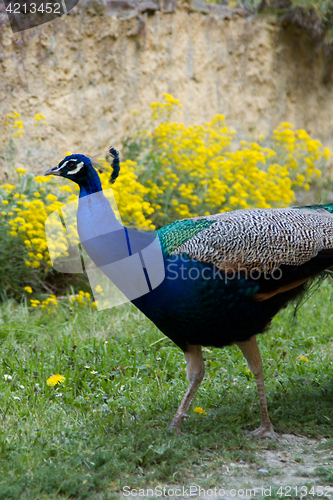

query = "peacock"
[45,148,333,438]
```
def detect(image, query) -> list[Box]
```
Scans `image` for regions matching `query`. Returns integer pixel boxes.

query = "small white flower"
[91,370,98,374]
[4,374,12,380]
[13,396,21,401]
[84,365,90,369]
[19,384,24,389]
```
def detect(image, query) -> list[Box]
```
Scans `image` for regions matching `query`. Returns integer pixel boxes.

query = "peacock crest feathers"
[109,148,120,184]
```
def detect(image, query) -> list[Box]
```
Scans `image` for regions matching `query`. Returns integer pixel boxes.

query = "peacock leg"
[236,336,278,439]
[169,344,205,433]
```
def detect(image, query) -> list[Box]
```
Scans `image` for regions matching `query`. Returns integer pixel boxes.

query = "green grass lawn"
[1,281,333,499]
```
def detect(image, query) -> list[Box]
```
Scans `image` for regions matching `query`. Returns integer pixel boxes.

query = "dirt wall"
[0,0,332,172]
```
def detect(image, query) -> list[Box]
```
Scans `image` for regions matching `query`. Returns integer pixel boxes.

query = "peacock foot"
[249,423,278,440]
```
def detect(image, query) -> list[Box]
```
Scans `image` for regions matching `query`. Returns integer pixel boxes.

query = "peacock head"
[44,154,95,184]
[44,149,120,190]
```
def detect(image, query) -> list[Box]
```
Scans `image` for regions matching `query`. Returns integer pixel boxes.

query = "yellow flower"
[13,120,23,130]
[16,168,26,174]
[34,176,49,184]
[34,113,46,121]
[2,200,9,205]
[24,286,33,293]
[299,356,309,362]
[194,407,207,415]
[30,299,40,307]
[47,374,66,386]
[46,194,57,202]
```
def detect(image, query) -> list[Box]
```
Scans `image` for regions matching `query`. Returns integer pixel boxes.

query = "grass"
[1,281,333,498]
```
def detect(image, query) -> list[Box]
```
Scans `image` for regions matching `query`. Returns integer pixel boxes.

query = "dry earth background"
[182,434,333,499]
[1,0,333,173]
[1,0,333,496]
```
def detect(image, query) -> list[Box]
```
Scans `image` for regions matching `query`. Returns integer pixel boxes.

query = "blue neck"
[78,170,103,198]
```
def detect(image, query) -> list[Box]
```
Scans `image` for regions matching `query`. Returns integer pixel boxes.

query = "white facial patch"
[66,161,84,175]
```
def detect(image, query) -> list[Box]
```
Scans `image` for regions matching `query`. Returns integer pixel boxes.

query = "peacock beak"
[44,166,60,176]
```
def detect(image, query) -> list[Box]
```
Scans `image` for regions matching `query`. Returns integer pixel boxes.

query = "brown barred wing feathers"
[170,208,333,288]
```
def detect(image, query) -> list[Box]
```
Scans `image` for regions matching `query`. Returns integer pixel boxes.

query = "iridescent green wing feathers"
[295,202,333,214]
[157,218,214,255]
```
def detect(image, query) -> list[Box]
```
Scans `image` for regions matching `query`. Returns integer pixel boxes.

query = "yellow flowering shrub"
[0,167,155,272]
[28,291,98,314]
[0,113,155,275]
[5,111,24,138]
[0,101,332,300]
[69,290,97,309]
[98,160,155,229]
[0,113,155,298]
[123,94,331,227]
[30,294,58,312]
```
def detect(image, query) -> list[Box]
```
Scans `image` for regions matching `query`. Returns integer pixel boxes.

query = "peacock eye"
[66,160,78,170]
